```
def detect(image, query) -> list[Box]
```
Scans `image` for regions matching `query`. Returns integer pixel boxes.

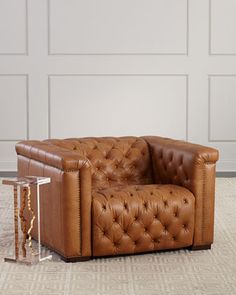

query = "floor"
[0,178,236,295]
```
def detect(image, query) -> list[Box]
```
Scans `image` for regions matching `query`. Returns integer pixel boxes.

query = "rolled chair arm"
[143,136,219,248]
[16,141,90,171]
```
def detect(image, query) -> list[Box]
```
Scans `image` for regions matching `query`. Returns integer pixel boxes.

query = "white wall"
[0,0,235,172]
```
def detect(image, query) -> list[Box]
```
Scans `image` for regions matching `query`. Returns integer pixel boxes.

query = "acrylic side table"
[2,176,52,264]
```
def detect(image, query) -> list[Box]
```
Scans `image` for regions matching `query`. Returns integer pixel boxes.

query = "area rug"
[0,178,236,295]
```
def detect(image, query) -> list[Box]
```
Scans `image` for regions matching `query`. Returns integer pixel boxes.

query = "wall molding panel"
[48,74,188,139]
[0,0,236,171]
[0,74,29,141]
[208,75,236,142]
[209,0,236,55]
[0,0,28,55]
[48,0,189,56]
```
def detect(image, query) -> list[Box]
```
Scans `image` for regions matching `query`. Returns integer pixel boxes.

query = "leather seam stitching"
[59,170,66,257]
[202,163,206,243]
[78,170,82,257]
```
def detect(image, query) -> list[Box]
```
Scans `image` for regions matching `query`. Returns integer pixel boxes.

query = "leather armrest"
[143,136,219,248]
[142,136,219,183]
[16,141,90,171]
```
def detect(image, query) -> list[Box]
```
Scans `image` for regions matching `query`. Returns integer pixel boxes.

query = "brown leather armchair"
[16,136,219,262]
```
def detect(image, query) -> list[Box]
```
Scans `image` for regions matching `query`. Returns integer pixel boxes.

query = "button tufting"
[184,198,188,204]
[92,176,195,256]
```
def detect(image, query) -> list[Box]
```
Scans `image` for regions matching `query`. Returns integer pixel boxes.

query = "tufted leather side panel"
[92,184,195,257]
[143,136,219,247]
[17,154,92,259]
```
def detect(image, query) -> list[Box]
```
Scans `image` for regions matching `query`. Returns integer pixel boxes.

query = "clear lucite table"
[2,176,52,265]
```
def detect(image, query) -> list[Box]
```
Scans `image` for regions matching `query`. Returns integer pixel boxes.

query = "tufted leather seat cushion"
[92,184,195,257]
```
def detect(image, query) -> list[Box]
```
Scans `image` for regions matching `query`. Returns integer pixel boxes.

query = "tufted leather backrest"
[45,137,153,190]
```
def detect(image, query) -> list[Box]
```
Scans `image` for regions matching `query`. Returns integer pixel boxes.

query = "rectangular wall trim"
[48,74,189,140]
[0,74,29,141]
[0,0,28,56]
[1,1,236,172]
[209,0,236,56]
[208,75,236,142]
[48,0,189,56]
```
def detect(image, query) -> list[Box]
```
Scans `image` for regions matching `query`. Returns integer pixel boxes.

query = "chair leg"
[60,255,91,263]
[190,245,211,250]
